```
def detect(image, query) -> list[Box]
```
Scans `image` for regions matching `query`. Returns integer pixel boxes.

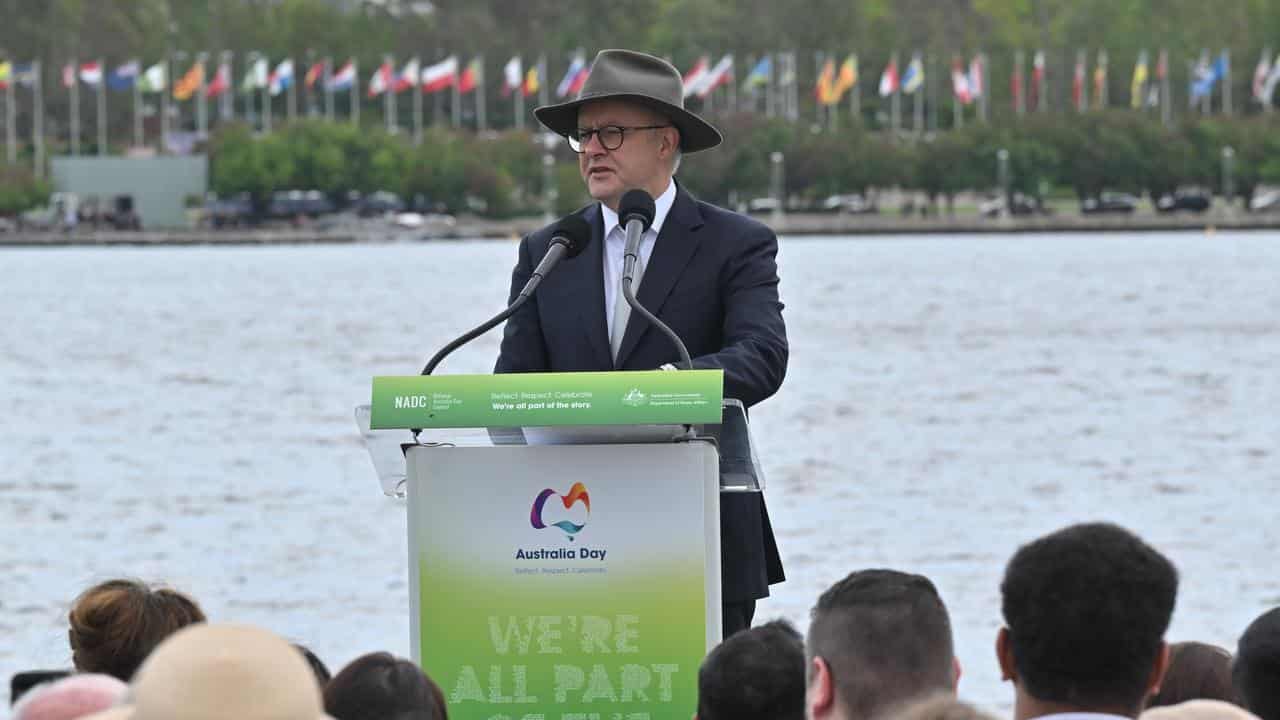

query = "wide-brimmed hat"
[534,49,723,153]
[79,623,332,720]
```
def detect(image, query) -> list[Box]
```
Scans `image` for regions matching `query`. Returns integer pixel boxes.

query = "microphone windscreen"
[552,214,593,258]
[619,189,656,230]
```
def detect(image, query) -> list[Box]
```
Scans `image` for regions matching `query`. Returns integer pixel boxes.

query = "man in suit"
[495,49,788,636]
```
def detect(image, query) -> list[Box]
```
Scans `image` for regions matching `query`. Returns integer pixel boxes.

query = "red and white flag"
[367,61,392,97]
[394,58,419,93]
[63,63,75,88]
[1252,49,1272,103]
[682,56,709,97]
[697,54,734,98]
[501,56,522,97]
[1072,53,1086,110]
[206,62,230,98]
[968,55,984,99]
[1030,50,1045,110]
[951,57,972,104]
[458,58,481,94]
[878,57,899,96]
[421,56,458,93]
[79,61,103,86]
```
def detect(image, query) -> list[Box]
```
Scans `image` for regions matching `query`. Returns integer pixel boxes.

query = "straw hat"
[534,49,723,153]
[81,623,330,720]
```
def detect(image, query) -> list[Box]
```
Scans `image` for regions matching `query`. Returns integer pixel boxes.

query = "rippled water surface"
[3,232,1278,708]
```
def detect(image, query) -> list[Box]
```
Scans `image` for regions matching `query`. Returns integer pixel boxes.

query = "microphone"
[616,189,693,370]
[419,214,591,377]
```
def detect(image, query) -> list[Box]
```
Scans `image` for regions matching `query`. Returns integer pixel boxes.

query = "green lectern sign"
[370,370,724,429]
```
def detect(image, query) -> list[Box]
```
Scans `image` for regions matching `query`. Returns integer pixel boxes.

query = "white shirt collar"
[600,179,676,240]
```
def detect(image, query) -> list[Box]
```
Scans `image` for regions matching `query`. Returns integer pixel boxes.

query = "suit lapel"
[615,186,705,367]
[568,204,614,369]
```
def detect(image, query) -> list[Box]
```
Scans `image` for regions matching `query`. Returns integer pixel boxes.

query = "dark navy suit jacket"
[495,184,787,602]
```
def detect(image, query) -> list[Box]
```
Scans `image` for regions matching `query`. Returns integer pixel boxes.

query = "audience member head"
[696,619,805,720]
[324,652,447,720]
[806,569,958,720]
[68,579,205,681]
[12,674,127,720]
[1234,608,1280,720]
[1149,642,1237,708]
[81,623,329,720]
[294,644,332,686]
[891,694,1003,720]
[1140,700,1261,720]
[998,522,1179,720]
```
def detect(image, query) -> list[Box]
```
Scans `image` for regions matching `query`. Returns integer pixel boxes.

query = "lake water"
[2,232,1278,710]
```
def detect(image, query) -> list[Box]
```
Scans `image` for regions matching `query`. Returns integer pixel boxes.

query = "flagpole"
[262,58,271,134]
[413,57,423,145]
[890,51,901,138]
[351,59,359,126]
[913,54,923,135]
[476,55,486,131]
[953,56,963,129]
[451,57,461,128]
[928,53,938,130]
[222,52,233,121]
[287,56,297,122]
[979,52,989,124]
[97,57,107,155]
[325,57,334,121]
[538,55,548,111]
[1222,49,1231,116]
[71,59,81,155]
[1160,50,1172,126]
[305,50,315,117]
[132,61,143,148]
[197,53,208,138]
[5,66,15,164]
[851,55,860,125]
[514,58,524,131]
[33,60,44,177]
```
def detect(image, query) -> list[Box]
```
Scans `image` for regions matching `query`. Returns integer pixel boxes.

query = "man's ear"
[1145,642,1172,699]
[808,655,836,717]
[953,656,964,691]
[997,627,1018,682]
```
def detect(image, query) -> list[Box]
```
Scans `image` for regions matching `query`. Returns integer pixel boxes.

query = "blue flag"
[1190,53,1227,100]
[108,61,140,90]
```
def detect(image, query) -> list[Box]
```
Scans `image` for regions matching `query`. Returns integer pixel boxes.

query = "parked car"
[268,189,335,220]
[206,193,254,228]
[745,197,780,214]
[1249,190,1280,213]
[1081,192,1139,214]
[1155,189,1211,213]
[819,194,878,214]
[357,191,406,217]
[979,192,1046,218]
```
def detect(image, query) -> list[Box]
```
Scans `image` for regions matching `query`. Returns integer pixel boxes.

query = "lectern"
[362,369,759,720]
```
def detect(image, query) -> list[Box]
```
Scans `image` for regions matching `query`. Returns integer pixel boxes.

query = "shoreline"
[2,212,1276,246]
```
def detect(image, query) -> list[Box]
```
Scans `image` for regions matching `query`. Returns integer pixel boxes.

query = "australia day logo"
[621,388,648,407]
[530,482,591,540]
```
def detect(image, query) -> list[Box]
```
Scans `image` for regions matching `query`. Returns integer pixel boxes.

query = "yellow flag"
[832,54,858,101]
[0,61,11,87]
[523,66,539,96]
[173,62,204,101]
[1130,53,1149,109]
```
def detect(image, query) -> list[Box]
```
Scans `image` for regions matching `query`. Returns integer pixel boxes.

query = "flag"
[1262,52,1280,108]
[458,57,481,94]
[0,61,10,89]
[241,58,268,92]
[814,58,836,105]
[902,53,924,94]
[968,55,984,99]
[1011,56,1023,111]
[421,56,457,93]
[1029,50,1045,109]
[1130,51,1149,109]
[557,54,588,98]
[107,60,139,90]
[304,61,325,89]
[269,59,294,96]
[367,61,392,97]
[79,61,103,86]
[206,62,230,98]
[1252,50,1272,103]
[393,58,419,93]
[682,56,710,97]
[951,57,972,104]
[1072,53,1086,110]
[522,63,540,97]
[698,54,733,98]
[138,62,167,92]
[62,63,75,88]
[502,56,522,97]
[328,60,355,91]
[1190,52,1226,100]
[1148,50,1168,107]
[1093,52,1108,107]
[13,62,36,88]
[173,62,204,100]
[742,56,771,91]
[878,57,898,96]
[833,54,858,100]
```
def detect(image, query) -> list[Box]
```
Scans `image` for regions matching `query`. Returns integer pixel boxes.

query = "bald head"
[12,674,127,720]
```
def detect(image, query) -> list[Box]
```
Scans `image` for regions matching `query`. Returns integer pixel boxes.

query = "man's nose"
[583,131,609,154]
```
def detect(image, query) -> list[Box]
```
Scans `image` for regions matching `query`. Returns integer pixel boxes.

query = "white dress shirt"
[600,180,676,341]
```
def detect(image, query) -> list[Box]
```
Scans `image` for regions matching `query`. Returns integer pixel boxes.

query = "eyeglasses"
[566,124,671,153]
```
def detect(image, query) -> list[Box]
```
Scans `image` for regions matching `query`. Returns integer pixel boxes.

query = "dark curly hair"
[1234,607,1280,720]
[1001,523,1178,711]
